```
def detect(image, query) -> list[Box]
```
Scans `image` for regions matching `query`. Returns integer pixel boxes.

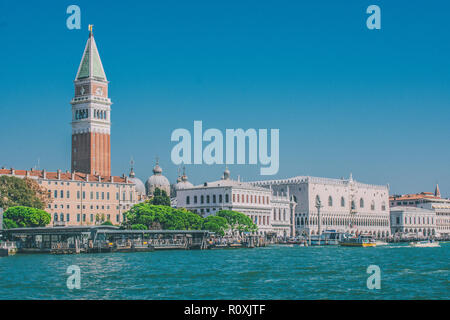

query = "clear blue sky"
[0,0,449,196]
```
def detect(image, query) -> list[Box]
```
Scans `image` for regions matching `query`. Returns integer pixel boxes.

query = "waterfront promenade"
[0,226,267,255]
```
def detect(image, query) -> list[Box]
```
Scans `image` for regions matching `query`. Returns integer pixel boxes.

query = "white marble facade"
[176,169,296,237]
[251,174,391,238]
[390,206,437,236]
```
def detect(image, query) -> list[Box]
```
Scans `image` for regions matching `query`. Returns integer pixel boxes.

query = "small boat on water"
[409,240,440,248]
[308,230,347,246]
[375,240,388,246]
[339,234,377,247]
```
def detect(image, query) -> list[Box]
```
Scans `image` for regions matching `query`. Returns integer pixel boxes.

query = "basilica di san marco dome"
[145,159,171,196]
[128,166,145,196]
[175,167,193,191]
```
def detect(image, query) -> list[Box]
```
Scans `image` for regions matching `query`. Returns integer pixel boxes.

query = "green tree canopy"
[149,188,171,206]
[3,206,51,228]
[0,176,50,210]
[217,210,258,233]
[131,224,148,230]
[122,203,257,235]
[122,203,203,230]
[201,215,228,236]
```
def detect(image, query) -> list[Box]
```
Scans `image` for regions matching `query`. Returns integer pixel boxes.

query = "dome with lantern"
[145,158,170,196]
[175,167,194,191]
[128,165,146,195]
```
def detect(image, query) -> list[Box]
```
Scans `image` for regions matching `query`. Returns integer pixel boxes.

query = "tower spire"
[435,184,441,198]
[129,157,135,178]
[75,25,107,81]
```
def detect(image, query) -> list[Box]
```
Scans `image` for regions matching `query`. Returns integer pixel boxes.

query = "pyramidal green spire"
[75,27,107,81]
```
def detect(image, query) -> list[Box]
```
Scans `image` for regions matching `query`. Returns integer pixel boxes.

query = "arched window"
[219,194,222,203]
[201,195,204,204]
[273,210,276,220]
[186,196,190,205]
[328,196,333,207]
[360,198,364,208]
[206,195,210,203]
[225,194,229,203]
[194,196,197,204]
[283,209,286,221]
[381,202,386,211]
[371,201,375,211]
[351,200,356,210]
[341,197,345,207]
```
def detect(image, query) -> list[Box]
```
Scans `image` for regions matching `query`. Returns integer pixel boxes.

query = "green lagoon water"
[0,243,448,299]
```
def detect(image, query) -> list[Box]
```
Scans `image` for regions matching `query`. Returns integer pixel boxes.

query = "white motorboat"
[409,240,440,248]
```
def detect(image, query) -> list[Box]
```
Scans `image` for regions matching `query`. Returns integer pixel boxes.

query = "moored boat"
[339,234,377,247]
[409,240,440,248]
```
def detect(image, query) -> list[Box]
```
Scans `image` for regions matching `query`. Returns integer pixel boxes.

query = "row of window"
[49,190,133,201]
[74,109,108,120]
[233,194,270,205]
[273,208,287,221]
[251,215,270,226]
[397,228,435,235]
[297,216,389,227]
[187,194,229,205]
[318,195,386,211]
[186,193,271,206]
[75,109,88,120]
[48,204,130,211]
[390,200,429,206]
[44,180,130,188]
[93,109,107,120]
[53,213,120,223]
[395,216,435,226]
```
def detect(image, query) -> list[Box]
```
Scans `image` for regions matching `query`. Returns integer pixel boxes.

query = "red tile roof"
[0,168,130,184]
[389,193,440,201]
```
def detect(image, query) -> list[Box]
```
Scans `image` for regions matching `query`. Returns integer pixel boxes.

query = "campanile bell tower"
[71,25,112,176]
